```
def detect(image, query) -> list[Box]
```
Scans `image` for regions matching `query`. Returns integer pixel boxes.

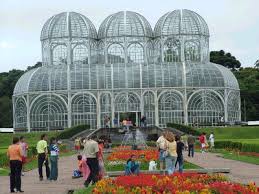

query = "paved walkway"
[1,152,259,193]
[0,155,84,194]
[184,151,259,185]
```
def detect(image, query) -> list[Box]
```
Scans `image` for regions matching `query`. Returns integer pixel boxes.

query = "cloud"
[0,41,16,49]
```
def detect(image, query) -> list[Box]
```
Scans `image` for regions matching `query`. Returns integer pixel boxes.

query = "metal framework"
[13,10,241,131]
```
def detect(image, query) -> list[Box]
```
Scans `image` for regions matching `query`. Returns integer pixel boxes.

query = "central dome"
[98,11,153,38]
[154,9,209,37]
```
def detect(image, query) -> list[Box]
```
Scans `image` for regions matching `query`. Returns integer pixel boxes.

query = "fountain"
[121,128,147,149]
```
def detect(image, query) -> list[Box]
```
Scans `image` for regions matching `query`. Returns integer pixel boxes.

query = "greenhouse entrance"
[115,112,141,126]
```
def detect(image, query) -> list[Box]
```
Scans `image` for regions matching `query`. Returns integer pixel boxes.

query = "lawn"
[213,149,259,165]
[199,126,259,139]
[0,131,60,148]
[105,161,200,172]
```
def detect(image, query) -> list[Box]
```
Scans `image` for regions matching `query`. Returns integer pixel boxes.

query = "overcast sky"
[0,0,258,72]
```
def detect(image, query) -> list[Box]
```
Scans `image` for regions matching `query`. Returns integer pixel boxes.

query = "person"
[181,134,188,151]
[122,119,127,131]
[36,134,50,181]
[164,132,177,175]
[199,133,206,153]
[209,132,215,150]
[140,116,147,127]
[19,136,28,176]
[7,137,24,193]
[74,138,81,153]
[187,133,195,157]
[97,139,105,179]
[113,117,118,128]
[175,135,185,173]
[125,155,140,175]
[82,135,99,187]
[49,137,59,181]
[104,116,110,128]
[73,155,90,180]
[156,131,167,172]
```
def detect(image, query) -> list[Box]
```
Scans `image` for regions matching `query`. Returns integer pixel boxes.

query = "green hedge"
[57,124,90,139]
[167,123,202,136]
[215,141,259,153]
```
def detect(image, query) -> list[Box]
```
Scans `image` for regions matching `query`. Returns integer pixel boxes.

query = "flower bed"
[107,149,159,162]
[92,173,259,194]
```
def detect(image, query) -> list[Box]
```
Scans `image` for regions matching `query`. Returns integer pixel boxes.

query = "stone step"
[106,168,230,177]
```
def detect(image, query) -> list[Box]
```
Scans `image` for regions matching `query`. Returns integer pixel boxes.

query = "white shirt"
[156,136,166,150]
[209,134,214,142]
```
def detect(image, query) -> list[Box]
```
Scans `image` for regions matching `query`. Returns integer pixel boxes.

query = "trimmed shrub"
[241,143,259,153]
[57,125,90,140]
[215,140,259,153]
[167,123,202,136]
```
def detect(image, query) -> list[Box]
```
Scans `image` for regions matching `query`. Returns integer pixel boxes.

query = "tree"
[0,96,12,127]
[210,50,241,69]
[254,60,259,68]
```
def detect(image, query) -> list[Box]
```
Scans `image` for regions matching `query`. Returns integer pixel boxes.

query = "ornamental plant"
[92,173,259,194]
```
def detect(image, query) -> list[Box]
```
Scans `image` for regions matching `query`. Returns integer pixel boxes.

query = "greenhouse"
[13,9,241,132]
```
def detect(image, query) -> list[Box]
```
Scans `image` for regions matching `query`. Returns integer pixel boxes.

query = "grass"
[0,151,76,176]
[105,161,200,172]
[212,149,259,165]
[199,126,259,139]
[0,131,60,147]
[217,139,259,144]
[73,185,95,194]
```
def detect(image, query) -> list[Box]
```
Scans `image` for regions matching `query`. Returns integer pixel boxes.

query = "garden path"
[184,151,259,185]
[0,154,84,194]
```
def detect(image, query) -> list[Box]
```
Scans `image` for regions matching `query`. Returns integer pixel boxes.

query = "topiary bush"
[167,123,202,136]
[56,124,90,140]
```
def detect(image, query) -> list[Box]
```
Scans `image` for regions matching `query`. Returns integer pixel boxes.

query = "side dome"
[40,12,97,41]
[154,9,209,37]
[98,11,153,38]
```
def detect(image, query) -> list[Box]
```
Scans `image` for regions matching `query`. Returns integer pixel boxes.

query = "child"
[19,136,28,176]
[73,155,90,181]
[74,138,81,153]
[49,137,59,181]
[125,155,140,175]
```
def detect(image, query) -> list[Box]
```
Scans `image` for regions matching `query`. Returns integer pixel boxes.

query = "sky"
[0,0,259,72]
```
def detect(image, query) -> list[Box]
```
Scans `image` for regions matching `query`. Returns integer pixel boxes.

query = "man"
[7,137,24,193]
[82,135,99,187]
[36,134,50,181]
[187,133,195,157]
[19,136,28,176]
[156,131,167,172]
[209,132,215,150]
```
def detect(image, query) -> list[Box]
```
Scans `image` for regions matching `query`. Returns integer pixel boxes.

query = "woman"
[7,137,24,193]
[49,137,59,181]
[125,155,140,175]
[164,132,177,175]
[97,139,105,179]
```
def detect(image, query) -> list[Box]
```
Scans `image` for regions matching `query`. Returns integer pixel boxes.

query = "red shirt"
[199,135,205,144]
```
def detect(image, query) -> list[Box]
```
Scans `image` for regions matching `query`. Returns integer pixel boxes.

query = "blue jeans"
[50,156,58,180]
[175,155,184,173]
[125,163,140,175]
[165,155,177,175]
[188,144,194,157]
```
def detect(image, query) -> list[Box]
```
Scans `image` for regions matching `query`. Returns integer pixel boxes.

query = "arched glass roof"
[40,12,97,41]
[154,9,209,37]
[98,11,153,38]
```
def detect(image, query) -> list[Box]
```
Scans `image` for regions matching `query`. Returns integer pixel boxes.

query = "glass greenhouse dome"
[13,10,241,132]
